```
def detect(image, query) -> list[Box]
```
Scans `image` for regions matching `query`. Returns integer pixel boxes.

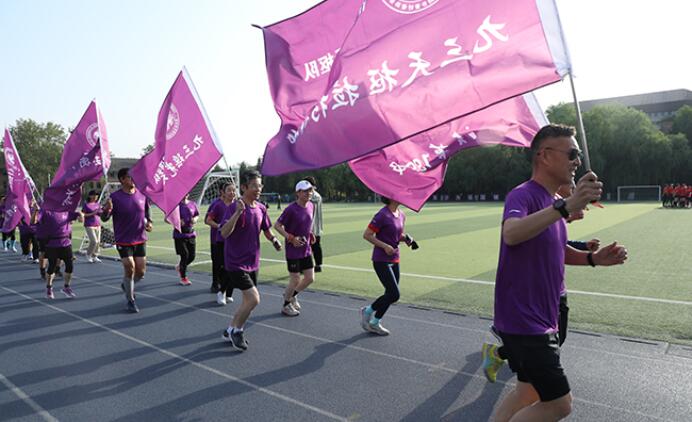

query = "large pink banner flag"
[43,100,111,212]
[349,93,548,211]
[2,128,35,232]
[129,68,224,231]
[259,0,570,175]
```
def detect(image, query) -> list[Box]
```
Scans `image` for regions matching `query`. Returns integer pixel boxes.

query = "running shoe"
[482,343,505,383]
[46,287,54,299]
[33,259,39,264]
[367,321,390,336]
[126,300,140,313]
[290,296,301,311]
[223,329,248,351]
[282,303,300,317]
[216,291,227,305]
[87,256,94,263]
[360,307,371,332]
[92,257,102,263]
[180,277,192,286]
[61,286,77,299]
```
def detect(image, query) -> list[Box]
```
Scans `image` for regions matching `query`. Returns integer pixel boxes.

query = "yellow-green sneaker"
[482,343,505,383]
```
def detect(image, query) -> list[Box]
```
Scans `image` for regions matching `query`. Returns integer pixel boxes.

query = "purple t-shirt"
[221,201,272,272]
[206,199,231,244]
[104,189,149,245]
[39,210,80,248]
[368,206,405,263]
[494,180,567,336]
[173,201,199,239]
[277,201,314,260]
[82,201,102,227]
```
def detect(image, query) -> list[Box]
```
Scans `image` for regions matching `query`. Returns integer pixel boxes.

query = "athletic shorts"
[498,331,571,402]
[37,238,48,253]
[116,243,147,258]
[224,270,258,291]
[286,255,314,273]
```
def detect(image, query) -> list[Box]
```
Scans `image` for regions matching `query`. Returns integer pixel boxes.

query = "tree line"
[2,104,692,202]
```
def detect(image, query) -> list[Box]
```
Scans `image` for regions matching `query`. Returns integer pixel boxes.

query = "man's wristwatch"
[553,199,569,218]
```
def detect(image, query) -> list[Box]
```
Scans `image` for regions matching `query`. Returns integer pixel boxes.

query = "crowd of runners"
[1,124,629,421]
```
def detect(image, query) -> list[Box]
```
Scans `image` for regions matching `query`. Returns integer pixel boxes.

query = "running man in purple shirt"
[101,168,153,313]
[205,181,236,305]
[82,190,103,263]
[220,170,282,351]
[485,124,627,422]
[173,194,199,286]
[41,209,82,299]
[273,180,316,317]
[360,197,418,336]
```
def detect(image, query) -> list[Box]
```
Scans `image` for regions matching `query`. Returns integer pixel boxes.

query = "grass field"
[72,201,692,346]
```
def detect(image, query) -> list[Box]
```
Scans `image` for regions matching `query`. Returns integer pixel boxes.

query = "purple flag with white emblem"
[259,0,570,175]
[42,100,111,212]
[348,93,548,211]
[129,68,224,231]
[2,128,35,232]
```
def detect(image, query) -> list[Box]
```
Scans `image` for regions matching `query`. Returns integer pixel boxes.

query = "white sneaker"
[216,291,227,305]
[87,257,94,263]
[282,303,300,317]
[368,321,390,336]
[33,259,39,264]
[92,257,102,263]
[290,296,301,311]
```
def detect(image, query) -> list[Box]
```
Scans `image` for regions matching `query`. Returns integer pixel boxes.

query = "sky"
[0,0,689,165]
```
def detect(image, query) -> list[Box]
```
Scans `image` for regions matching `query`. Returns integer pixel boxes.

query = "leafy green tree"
[4,119,66,193]
[672,105,692,146]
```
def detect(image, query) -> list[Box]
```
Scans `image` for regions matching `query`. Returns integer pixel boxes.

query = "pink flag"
[129,68,223,231]
[259,0,570,175]
[2,128,35,232]
[349,93,548,211]
[42,100,111,211]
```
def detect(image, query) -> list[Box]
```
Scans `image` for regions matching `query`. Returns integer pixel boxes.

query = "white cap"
[295,180,314,192]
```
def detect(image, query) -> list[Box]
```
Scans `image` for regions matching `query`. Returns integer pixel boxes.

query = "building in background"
[580,89,692,132]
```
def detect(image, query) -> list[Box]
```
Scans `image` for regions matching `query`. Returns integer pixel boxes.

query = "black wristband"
[587,252,596,267]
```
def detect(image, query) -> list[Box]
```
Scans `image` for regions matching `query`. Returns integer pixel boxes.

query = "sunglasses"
[543,147,584,161]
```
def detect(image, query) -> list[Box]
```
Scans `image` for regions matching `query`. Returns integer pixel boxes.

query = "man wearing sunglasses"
[489,124,628,422]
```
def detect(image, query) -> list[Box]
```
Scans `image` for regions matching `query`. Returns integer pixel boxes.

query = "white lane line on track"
[0,372,59,422]
[144,245,692,307]
[0,257,682,421]
[0,285,348,422]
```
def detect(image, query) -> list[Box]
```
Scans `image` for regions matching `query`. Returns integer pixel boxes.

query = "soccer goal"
[616,185,661,202]
[190,169,239,206]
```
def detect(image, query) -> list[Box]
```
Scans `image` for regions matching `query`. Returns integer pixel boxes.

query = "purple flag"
[348,93,548,211]
[43,100,111,211]
[129,68,223,231]
[259,0,570,175]
[2,128,34,232]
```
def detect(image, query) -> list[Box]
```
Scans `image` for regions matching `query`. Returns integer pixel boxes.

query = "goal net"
[616,185,661,202]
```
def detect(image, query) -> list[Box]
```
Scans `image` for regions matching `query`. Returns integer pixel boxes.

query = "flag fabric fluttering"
[348,93,548,211]
[128,68,224,231]
[259,0,570,175]
[2,128,36,232]
[42,100,111,212]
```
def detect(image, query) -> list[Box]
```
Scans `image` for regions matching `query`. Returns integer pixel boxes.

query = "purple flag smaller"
[348,93,548,211]
[2,128,34,232]
[43,100,111,212]
[129,68,224,231]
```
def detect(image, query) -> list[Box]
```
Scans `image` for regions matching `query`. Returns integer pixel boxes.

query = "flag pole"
[568,71,592,171]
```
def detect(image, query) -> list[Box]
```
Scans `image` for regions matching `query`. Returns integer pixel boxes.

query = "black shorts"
[223,270,258,291]
[116,243,147,258]
[498,331,571,402]
[37,238,48,253]
[286,256,314,273]
[174,237,196,255]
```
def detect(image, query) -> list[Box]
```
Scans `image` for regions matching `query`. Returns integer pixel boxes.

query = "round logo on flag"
[381,0,440,14]
[86,123,100,148]
[166,104,180,141]
[6,151,16,167]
